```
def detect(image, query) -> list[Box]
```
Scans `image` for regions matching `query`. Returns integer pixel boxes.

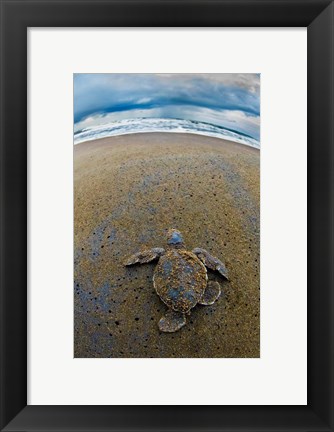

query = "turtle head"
[166,229,185,248]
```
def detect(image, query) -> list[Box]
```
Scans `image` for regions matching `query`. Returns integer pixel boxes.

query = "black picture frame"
[1,0,333,431]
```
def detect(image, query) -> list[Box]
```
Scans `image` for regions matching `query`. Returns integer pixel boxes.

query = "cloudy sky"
[74,74,260,140]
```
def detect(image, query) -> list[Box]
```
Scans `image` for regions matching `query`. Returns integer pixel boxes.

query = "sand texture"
[74,133,260,358]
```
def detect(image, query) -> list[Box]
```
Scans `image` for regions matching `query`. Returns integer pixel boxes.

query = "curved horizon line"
[74,116,258,141]
[74,117,260,149]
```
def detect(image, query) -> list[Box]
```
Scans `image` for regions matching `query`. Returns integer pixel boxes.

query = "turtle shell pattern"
[153,249,207,313]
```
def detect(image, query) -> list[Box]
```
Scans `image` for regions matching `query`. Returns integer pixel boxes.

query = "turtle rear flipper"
[193,247,229,280]
[124,248,165,266]
[199,281,221,305]
[158,310,186,332]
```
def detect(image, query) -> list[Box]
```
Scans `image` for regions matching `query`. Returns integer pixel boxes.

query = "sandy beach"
[74,132,260,358]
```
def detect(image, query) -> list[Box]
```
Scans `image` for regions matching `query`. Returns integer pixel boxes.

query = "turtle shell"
[153,249,207,313]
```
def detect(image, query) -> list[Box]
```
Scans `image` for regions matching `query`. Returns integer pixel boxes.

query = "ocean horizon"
[74,117,260,149]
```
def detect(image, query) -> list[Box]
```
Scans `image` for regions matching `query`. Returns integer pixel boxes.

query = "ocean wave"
[74,118,260,149]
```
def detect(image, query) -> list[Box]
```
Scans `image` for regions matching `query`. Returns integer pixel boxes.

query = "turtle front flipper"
[124,248,165,266]
[199,281,221,305]
[192,247,229,280]
[158,309,186,332]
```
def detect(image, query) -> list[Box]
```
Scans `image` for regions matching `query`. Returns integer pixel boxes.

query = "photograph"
[74,73,260,358]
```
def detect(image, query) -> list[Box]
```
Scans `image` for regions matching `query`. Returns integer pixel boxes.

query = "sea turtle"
[124,229,229,332]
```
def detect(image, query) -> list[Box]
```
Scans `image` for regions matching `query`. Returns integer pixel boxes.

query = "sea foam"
[74,118,260,149]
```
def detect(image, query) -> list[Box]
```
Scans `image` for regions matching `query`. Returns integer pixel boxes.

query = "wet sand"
[74,132,260,358]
